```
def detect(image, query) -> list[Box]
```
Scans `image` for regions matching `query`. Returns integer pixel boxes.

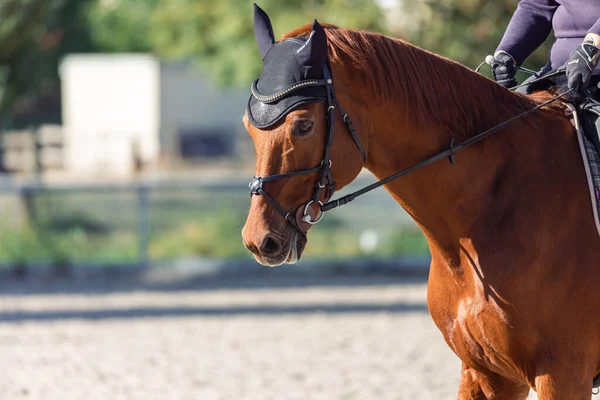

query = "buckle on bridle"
[448,137,456,165]
[249,177,263,194]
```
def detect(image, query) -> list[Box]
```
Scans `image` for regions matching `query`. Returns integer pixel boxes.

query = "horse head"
[241,4,366,266]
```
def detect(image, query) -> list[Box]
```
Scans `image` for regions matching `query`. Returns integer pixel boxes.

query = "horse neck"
[332,54,579,262]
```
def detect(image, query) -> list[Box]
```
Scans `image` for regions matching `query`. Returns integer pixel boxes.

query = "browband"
[251,79,329,104]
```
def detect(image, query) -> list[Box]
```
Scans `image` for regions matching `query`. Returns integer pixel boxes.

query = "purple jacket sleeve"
[496,0,559,65]
[589,18,600,35]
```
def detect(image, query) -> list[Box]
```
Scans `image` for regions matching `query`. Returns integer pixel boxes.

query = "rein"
[249,56,573,233]
[321,87,574,212]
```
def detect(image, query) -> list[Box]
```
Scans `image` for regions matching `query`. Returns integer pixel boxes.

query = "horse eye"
[294,121,314,136]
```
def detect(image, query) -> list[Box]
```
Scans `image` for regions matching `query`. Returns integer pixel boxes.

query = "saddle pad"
[568,104,600,237]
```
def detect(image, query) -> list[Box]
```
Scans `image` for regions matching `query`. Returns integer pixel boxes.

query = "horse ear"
[254,3,275,60]
[295,19,328,69]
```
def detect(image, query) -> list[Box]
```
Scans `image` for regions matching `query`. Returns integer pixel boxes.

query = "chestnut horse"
[241,6,600,399]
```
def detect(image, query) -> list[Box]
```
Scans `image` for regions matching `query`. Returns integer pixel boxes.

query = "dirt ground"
[0,273,542,400]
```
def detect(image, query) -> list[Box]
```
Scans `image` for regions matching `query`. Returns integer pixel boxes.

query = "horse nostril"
[260,235,282,256]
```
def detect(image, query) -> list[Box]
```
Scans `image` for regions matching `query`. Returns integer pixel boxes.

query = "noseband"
[249,63,367,233]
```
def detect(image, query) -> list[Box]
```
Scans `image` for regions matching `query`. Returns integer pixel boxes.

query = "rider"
[492,0,600,95]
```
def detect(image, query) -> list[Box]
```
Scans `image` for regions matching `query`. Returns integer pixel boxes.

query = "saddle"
[557,91,600,390]
[524,72,600,240]
[569,101,600,238]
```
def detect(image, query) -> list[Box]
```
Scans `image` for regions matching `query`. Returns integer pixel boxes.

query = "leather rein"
[249,63,573,234]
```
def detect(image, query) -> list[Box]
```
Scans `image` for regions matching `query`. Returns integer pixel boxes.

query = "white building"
[60,54,249,176]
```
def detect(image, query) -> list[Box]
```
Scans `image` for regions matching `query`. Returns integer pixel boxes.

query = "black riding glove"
[566,38,600,92]
[492,51,517,88]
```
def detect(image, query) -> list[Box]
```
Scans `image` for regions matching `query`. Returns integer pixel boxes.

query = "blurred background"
[0,1,550,399]
[0,0,552,269]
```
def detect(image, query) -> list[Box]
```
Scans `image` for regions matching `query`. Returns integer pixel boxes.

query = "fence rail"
[0,174,422,269]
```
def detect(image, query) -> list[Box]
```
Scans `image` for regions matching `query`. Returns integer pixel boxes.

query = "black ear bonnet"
[247,4,329,128]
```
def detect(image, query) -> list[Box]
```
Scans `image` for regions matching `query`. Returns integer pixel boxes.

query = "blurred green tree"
[86,0,157,52]
[0,0,557,125]
[87,0,553,86]
[0,0,50,115]
[0,0,96,124]
[391,0,553,77]
[87,0,385,86]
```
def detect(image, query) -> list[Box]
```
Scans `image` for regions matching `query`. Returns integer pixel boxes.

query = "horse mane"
[281,25,566,137]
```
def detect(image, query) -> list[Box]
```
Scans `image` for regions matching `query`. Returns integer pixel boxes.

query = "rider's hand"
[566,35,600,92]
[492,51,518,88]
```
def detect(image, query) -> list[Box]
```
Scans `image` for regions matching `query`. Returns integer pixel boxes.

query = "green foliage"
[0,0,385,118]
[83,0,554,85]
[0,0,50,114]
[149,206,249,259]
[393,0,553,74]
[379,228,429,256]
[0,222,138,263]
[0,0,97,120]
[0,0,50,61]
[1,0,559,120]
[86,0,385,86]
[85,0,157,52]
[0,200,430,263]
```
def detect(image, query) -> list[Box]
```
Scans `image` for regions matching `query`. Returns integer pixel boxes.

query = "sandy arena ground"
[0,273,543,400]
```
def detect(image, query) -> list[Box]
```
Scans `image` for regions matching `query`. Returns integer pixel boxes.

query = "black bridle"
[249,62,573,234]
[249,63,366,233]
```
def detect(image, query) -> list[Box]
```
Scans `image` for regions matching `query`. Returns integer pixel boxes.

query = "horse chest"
[433,291,521,378]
